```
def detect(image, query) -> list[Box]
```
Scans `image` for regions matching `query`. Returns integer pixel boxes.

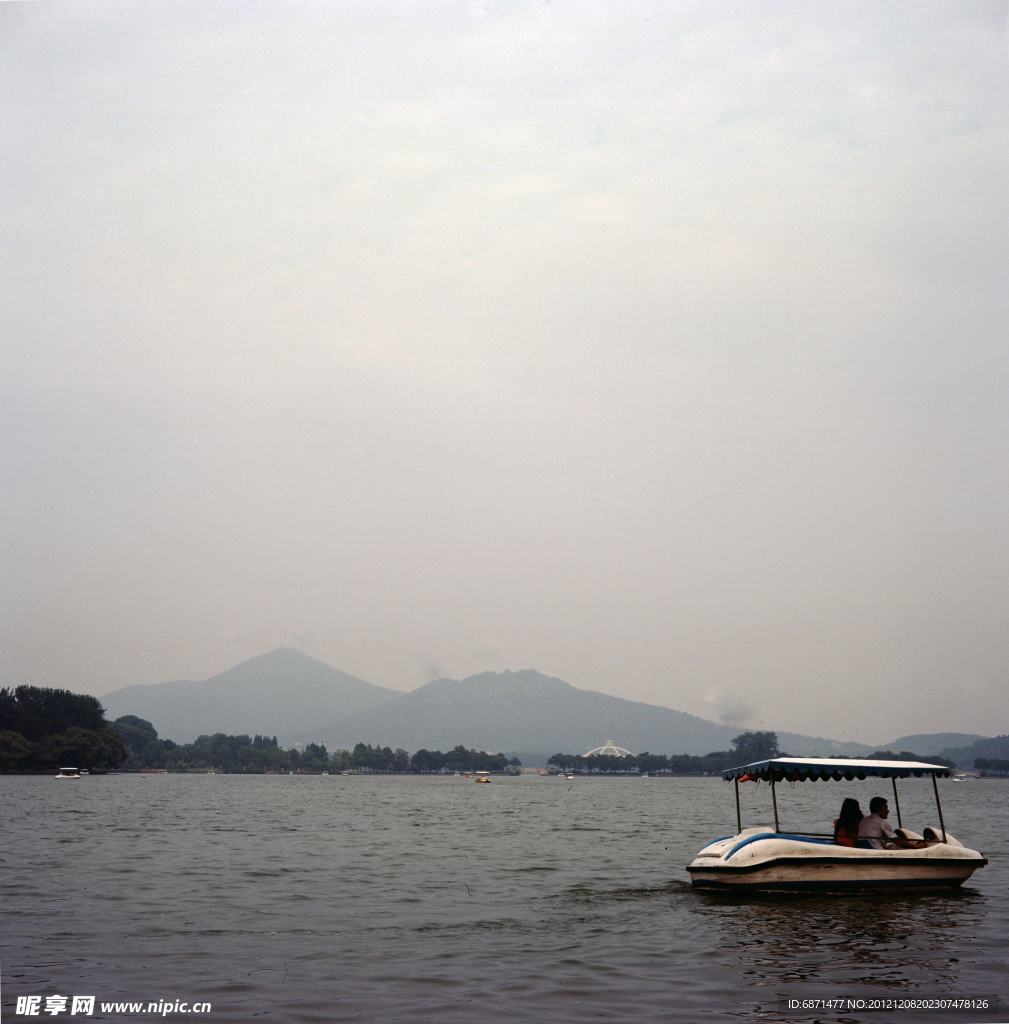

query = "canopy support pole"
[735,778,742,835]
[770,774,780,833]
[891,777,902,828]
[931,773,947,843]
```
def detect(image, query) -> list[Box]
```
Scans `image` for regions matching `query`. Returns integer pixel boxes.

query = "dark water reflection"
[693,888,988,994]
[1,775,1005,1022]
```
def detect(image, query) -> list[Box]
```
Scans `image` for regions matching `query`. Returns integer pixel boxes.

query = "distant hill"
[318,669,870,757]
[939,735,1009,769]
[100,648,398,745]
[884,733,985,755]
[776,731,872,758]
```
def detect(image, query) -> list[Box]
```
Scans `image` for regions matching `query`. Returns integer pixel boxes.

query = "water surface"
[2,774,1005,1022]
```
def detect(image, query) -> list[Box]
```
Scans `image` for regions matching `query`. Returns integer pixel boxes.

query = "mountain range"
[99,648,990,762]
[321,669,869,759]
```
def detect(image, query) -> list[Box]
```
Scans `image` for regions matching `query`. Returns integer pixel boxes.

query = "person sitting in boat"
[856,797,924,850]
[833,798,863,847]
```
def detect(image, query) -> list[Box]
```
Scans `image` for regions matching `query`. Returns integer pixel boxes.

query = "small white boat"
[687,757,987,892]
[565,773,575,779]
[56,767,80,779]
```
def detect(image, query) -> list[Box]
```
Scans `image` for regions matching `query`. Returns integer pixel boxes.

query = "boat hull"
[689,857,984,891]
[687,832,987,892]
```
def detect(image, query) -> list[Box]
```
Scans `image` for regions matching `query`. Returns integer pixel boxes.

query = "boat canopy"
[722,756,951,782]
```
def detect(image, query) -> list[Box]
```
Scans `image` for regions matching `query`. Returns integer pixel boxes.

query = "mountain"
[776,731,872,758]
[100,648,398,745]
[883,733,985,755]
[938,735,1009,769]
[318,669,869,757]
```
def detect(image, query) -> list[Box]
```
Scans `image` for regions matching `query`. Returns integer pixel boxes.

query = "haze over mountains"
[101,649,396,745]
[886,733,985,754]
[322,669,865,759]
[324,670,737,755]
[95,647,987,759]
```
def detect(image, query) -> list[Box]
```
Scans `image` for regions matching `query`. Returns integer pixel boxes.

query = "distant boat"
[475,771,491,783]
[56,768,80,779]
[321,771,330,775]
[565,774,575,779]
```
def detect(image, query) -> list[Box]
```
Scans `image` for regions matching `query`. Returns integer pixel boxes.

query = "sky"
[2,0,1008,744]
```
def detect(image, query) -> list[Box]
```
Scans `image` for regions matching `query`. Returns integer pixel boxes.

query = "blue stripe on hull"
[723,832,836,861]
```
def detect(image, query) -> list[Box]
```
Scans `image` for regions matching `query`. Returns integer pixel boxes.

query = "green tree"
[0,730,31,769]
[92,726,128,768]
[328,748,352,772]
[0,686,106,739]
[410,748,444,772]
[731,731,779,763]
[29,726,126,770]
[300,743,329,771]
[111,716,158,760]
[139,739,170,769]
[637,752,671,774]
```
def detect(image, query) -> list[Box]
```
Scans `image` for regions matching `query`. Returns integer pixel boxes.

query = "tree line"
[547,734,962,774]
[112,716,519,773]
[548,731,783,774]
[410,746,518,773]
[861,749,955,768]
[0,685,521,775]
[0,686,126,770]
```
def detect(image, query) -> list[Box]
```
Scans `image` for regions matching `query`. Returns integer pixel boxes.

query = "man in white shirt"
[857,796,923,849]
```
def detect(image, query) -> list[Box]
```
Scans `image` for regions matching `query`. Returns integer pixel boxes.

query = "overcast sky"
[2,0,1007,744]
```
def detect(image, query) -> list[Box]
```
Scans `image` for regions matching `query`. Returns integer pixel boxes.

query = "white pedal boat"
[687,757,987,892]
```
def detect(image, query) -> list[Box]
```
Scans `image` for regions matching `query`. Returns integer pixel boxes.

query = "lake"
[2,774,1006,1022]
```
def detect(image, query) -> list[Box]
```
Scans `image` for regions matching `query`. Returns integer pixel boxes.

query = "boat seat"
[921,826,962,845]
